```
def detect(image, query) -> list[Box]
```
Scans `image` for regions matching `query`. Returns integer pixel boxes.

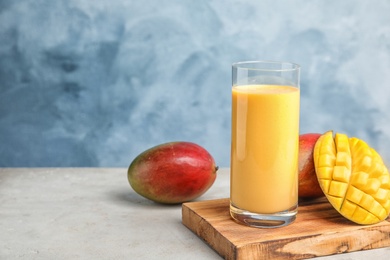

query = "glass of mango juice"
[230,61,300,228]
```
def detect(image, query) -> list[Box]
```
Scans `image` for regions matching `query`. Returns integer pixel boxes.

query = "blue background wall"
[1,0,390,167]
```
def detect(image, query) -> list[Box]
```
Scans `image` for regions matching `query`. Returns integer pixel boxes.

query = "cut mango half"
[314,131,390,225]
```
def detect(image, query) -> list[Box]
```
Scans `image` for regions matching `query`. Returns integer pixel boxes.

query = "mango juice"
[230,84,299,214]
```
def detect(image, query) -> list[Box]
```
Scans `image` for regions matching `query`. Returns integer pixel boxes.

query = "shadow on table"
[107,189,182,209]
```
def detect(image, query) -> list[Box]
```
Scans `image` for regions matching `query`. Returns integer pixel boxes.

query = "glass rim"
[232,60,300,72]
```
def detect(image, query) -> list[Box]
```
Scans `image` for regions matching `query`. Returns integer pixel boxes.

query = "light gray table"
[1,168,389,259]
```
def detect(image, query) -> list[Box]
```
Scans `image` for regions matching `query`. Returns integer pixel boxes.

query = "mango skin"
[128,142,218,204]
[298,133,324,198]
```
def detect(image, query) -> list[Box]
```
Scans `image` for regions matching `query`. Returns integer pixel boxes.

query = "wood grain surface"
[182,198,390,259]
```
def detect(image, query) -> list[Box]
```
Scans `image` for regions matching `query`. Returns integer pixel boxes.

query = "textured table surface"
[1,168,389,259]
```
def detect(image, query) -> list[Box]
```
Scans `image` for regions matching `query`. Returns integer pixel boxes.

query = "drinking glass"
[230,61,300,228]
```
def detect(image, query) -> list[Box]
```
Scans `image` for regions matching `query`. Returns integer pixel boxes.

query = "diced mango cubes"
[314,131,390,225]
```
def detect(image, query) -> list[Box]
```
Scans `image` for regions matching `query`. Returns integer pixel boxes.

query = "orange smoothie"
[230,84,299,214]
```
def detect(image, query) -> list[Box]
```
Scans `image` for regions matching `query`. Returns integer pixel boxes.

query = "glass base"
[230,202,297,228]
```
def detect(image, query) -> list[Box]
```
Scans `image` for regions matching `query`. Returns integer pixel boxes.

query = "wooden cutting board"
[182,198,390,259]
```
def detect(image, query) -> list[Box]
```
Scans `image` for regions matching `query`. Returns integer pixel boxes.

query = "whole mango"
[298,133,324,198]
[128,142,218,204]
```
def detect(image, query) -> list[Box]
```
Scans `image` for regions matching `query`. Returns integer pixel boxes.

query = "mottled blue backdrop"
[1,0,390,167]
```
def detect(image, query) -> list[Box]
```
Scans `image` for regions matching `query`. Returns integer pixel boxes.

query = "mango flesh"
[128,142,218,204]
[314,131,390,224]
